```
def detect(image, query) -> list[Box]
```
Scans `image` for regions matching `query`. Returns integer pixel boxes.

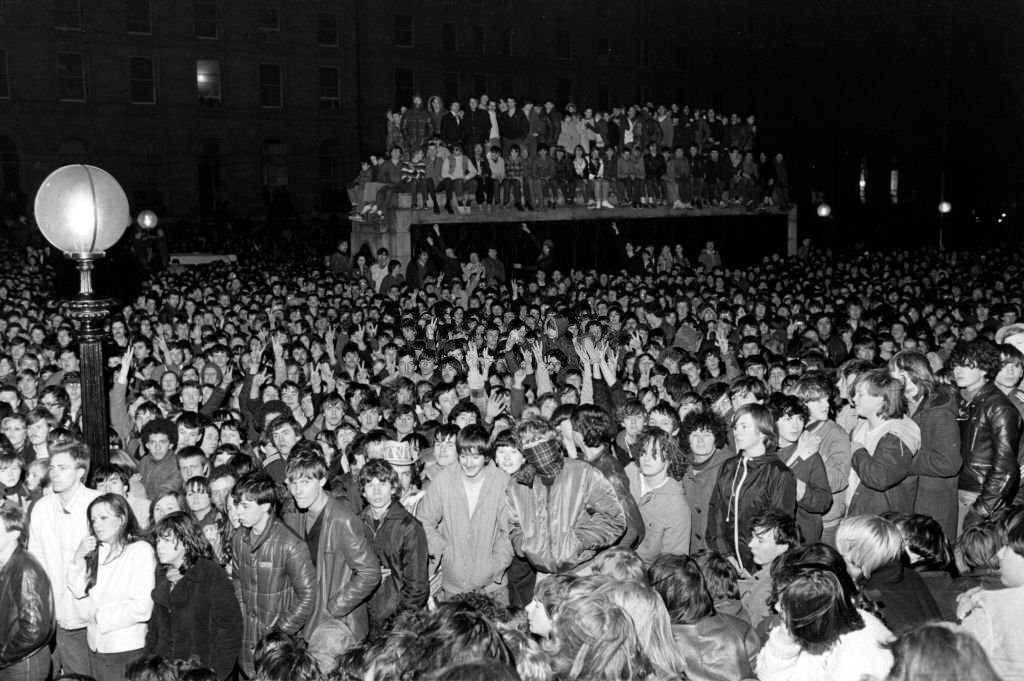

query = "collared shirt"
[28,483,101,629]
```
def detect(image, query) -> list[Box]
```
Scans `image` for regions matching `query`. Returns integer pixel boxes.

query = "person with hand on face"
[67,494,156,681]
[28,440,100,678]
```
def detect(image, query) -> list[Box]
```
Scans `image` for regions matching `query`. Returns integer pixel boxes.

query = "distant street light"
[137,209,159,229]
[34,164,130,468]
[938,201,952,215]
[816,203,832,219]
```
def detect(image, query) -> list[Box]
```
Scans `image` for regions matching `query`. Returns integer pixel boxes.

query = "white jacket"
[960,584,1024,681]
[756,609,893,681]
[67,540,156,653]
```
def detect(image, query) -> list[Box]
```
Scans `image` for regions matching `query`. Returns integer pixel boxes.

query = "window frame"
[56,53,87,102]
[128,56,156,104]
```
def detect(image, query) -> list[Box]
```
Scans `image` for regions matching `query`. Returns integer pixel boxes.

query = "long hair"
[647,554,715,625]
[775,563,864,652]
[152,511,212,573]
[885,623,1002,681]
[595,581,686,678]
[85,493,143,595]
[544,594,652,681]
[888,350,936,403]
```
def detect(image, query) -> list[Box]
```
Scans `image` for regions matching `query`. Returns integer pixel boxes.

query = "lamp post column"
[65,260,114,469]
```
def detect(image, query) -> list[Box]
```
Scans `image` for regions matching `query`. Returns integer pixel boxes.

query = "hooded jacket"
[847,417,921,517]
[706,452,796,574]
[505,458,627,574]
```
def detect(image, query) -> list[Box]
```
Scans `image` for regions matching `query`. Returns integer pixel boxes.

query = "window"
[442,23,456,52]
[556,77,572,104]
[317,13,338,46]
[259,64,282,107]
[394,15,413,48]
[394,67,413,110]
[129,57,156,104]
[444,73,459,106]
[470,25,484,54]
[196,59,221,102]
[56,53,86,101]
[555,29,571,60]
[0,51,8,99]
[261,140,288,188]
[318,66,340,110]
[126,0,151,34]
[54,0,81,29]
[195,2,217,38]
[257,7,279,31]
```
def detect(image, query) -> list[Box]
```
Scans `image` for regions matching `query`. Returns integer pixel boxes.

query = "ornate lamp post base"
[65,291,113,469]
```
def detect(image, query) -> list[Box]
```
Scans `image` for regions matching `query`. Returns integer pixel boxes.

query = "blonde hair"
[837,515,904,578]
[595,581,686,678]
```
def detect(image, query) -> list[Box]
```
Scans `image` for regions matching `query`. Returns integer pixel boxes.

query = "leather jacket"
[0,548,55,669]
[671,613,759,681]
[958,382,1022,519]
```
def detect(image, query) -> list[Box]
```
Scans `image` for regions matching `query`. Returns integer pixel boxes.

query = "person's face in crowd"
[853,382,886,420]
[733,413,765,454]
[0,461,22,489]
[27,419,49,447]
[234,494,270,530]
[687,428,718,464]
[324,399,346,426]
[210,477,235,512]
[90,502,125,546]
[394,410,416,435]
[995,358,1023,392]
[219,425,241,447]
[2,418,26,448]
[46,452,82,495]
[647,411,676,435]
[776,413,805,447]
[287,474,325,512]
[730,391,757,413]
[525,600,553,637]
[495,445,524,475]
[453,410,476,429]
[281,384,300,408]
[146,432,172,461]
[17,374,37,399]
[186,484,212,515]
[952,362,987,393]
[111,321,127,340]
[436,389,458,416]
[155,531,186,569]
[434,437,458,468]
[638,440,668,479]
[458,449,487,479]
[59,350,79,373]
[97,475,127,497]
[748,526,788,568]
[998,545,1024,587]
[179,455,208,483]
[358,408,381,431]
[363,476,395,514]
[178,425,202,449]
[181,385,201,410]
[272,425,300,456]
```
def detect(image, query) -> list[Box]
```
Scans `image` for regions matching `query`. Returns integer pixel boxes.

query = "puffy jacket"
[848,432,919,518]
[706,453,796,574]
[958,382,1022,522]
[671,613,759,681]
[147,557,242,680]
[282,498,381,645]
[361,501,429,636]
[231,516,317,676]
[505,459,627,574]
[587,450,644,551]
[0,548,55,669]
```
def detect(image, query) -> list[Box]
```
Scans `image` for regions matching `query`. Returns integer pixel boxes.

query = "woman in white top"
[68,493,156,681]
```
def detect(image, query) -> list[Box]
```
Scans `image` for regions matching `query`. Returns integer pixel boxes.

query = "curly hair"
[679,410,729,453]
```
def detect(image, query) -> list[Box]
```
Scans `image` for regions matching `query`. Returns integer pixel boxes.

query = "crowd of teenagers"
[350,94,788,221]
[3,230,1024,681]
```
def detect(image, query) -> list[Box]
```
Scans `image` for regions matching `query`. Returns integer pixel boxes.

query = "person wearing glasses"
[416,424,513,603]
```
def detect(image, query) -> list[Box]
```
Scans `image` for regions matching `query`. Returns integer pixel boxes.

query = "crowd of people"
[1,227,1024,681]
[349,95,789,221]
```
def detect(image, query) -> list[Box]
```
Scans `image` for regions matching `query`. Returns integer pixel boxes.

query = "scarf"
[846,416,921,506]
[515,439,564,487]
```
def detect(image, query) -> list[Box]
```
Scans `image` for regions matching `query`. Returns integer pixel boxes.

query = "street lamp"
[137,209,159,230]
[34,165,130,468]
[816,203,832,219]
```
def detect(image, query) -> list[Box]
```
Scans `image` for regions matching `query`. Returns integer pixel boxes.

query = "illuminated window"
[196,59,221,102]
